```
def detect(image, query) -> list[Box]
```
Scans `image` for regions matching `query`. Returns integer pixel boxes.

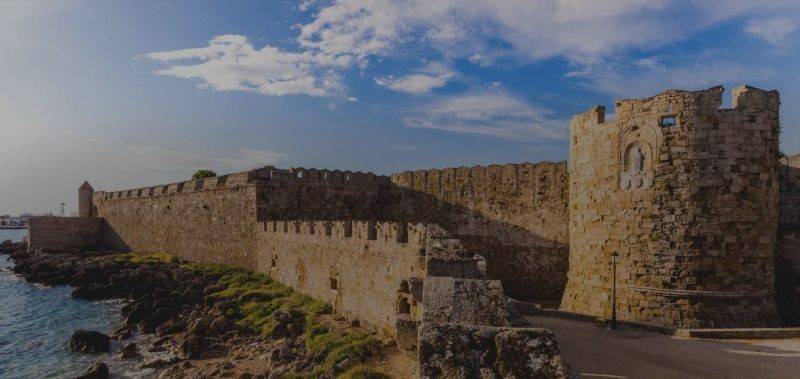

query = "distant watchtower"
[79,181,94,217]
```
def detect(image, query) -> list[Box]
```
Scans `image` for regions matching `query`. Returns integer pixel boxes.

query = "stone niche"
[618,123,659,191]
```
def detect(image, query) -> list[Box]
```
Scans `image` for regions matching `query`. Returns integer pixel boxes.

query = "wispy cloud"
[139,35,350,97]
[746,17,797,46]
[403,87,566,141]
[141,1,800,100]
[375,62,456,94]
[566,55,774,97]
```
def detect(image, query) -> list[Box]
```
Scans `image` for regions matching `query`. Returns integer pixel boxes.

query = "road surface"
[527,316,800,379]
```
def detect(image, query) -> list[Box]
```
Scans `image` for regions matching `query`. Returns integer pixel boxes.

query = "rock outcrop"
[69,330,111,353]
[76,361,109,379]
[417,323,573,378]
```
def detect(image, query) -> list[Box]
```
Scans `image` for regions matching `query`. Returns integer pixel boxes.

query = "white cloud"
[567,55,774,97]
[140,35,350,97]
[296,0,798,65]
[403,87,566,141]
[375,62,455,94]
[140,1,799,101]
[746,17,797,46]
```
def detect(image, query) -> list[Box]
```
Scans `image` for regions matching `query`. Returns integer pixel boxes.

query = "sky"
[1,0,800,215]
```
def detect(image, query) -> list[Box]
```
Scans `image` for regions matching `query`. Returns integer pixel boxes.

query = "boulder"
[0,239,13,253]
[494,329,572,378]
[117,342,140,359]
[76,360,109,379]
[141,353,181,368]
[270,309,305,338]
[70,330,111,353]
[417,323,573,379]
[180,335,206,359]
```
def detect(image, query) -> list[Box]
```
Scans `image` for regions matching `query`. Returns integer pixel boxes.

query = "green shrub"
[192,169,217,180]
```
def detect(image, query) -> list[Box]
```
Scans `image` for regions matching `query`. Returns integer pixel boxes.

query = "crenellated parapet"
[255,218,484,337]
[254,166,392,189]
[93,171,256,202]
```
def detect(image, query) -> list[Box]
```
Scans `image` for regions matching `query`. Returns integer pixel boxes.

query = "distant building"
[0,215,29,229]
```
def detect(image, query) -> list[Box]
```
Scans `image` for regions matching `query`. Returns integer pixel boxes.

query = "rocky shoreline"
[0,240,398,378]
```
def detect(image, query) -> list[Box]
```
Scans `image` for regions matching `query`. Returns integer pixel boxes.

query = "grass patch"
[115,252,179,264]
[182,262,379,376]
[339,365,391,379]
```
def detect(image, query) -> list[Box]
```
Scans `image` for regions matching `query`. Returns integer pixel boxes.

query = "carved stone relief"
[620,142,652,190]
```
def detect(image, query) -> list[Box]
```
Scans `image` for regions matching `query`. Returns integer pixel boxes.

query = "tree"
[192,169,217,180]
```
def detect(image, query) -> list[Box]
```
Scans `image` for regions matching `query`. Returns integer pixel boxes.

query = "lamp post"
[610,252,619,330]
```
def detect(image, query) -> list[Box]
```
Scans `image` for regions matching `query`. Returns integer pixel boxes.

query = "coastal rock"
[141,353,181,368]
[112,324,136,340]
[0,239,13,253]
[70,330,111,353]
[118,342,140,359]
[75,360,109,379]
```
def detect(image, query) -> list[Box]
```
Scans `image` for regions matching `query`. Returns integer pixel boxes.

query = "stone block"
[423,277,511,327]
[417,323,572,379]
[395,314,420,353]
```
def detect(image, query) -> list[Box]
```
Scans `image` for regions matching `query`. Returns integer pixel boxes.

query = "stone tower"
[79,181,94,217]
[561,86,780,328]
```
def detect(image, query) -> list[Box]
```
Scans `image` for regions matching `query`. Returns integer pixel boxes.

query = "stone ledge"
[675,328,800,339]
[629,286,774,299]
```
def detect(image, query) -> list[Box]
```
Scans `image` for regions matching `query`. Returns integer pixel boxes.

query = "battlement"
[254,166,392,189]
[260,220,442,245]
[94,170,256,201]
[574,85,780,129]
[93,165,392,203]
[390,161,564,193]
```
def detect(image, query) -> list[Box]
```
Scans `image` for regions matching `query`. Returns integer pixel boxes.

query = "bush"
[192,169,217,180]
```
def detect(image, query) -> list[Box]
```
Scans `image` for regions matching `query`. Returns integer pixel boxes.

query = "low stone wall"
[255,220,437,337]
[27,216,105,252]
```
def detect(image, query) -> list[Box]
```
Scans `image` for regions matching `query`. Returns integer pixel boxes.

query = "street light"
[610,252,619,330]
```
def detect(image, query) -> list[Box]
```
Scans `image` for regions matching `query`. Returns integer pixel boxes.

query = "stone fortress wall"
[75,164,549,340]
[28,84,800,334]
[390,163,569,300]
[90,171,262,268]
[777,154,800,325]
[562,86,781,328]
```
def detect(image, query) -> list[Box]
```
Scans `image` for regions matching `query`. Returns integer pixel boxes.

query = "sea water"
[0,229,124,378]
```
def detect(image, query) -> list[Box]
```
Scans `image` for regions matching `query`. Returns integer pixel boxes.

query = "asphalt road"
[526,316,800,379]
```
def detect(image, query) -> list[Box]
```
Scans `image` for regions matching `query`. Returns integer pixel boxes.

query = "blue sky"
[2,0,800,215]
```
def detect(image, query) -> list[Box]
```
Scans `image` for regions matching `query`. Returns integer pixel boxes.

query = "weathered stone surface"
[391,162,570,301]
[33,84,793,343]
[494,329,571,378]
[423,277,510,327]
[395,314,420,352]
[562,86,781,328]
[417,323,571,379]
